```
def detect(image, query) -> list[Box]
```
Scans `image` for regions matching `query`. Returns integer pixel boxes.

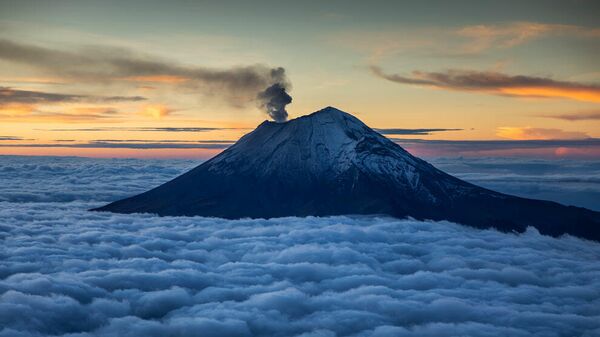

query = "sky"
[0,0,599,158]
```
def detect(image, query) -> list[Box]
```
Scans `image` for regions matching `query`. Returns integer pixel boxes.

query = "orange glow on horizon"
[139,104,172,119]
[499,86,600,103]
[0,103,36,115]
[496,126,588,140]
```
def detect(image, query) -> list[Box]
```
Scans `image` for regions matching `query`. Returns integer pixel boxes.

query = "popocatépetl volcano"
[94,107,600,241]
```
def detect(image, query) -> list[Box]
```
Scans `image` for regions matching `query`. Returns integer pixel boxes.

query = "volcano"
[94,106,600,241]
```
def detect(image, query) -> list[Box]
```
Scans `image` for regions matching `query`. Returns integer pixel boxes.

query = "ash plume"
[0,39,293,120]
[257,82,292,123]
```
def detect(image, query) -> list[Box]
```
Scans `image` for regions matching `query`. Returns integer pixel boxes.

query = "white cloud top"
[1,156,599,336]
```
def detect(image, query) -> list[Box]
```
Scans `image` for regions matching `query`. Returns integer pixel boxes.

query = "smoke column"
[255,67,292,122]
[257,82,292,122]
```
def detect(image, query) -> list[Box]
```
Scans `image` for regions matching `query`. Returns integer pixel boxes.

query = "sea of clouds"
[1,155,600,336]
[430,157,600,211]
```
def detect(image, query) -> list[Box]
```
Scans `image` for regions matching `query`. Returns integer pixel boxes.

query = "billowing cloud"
[257,82,293,123]
[0,39,292,120]
[371,67,600,103]
[430,156,600,212]
[0,156,600,336]
[375,128,462,135]
[496,127,589,140]
[0,156,194,203]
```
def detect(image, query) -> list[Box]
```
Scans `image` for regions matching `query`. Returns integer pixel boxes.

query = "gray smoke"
[257,82,292,123]
[256,67,293,122]
[0,39,293,119]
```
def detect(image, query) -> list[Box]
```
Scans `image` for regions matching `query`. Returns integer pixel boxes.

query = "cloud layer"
[1,207,600,336]
[1,155,600,336]
[430,157,600,212]
[1,155,598,211]
[0,156,194,203]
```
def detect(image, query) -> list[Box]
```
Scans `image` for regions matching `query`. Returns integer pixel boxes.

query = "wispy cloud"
[120,75,190,84]
[330,21,600,62]
[456,22,600,53]
[92,139,233,143]
[393,138,600,158]
[4,137,598,157]
[539,110,600,121]
[371,67,600,103]
[0,87,145,105]
[0,108,128,123]
[0,136,30,141]
[0,140,234,149]
[40,127,241,132]
[374,128,462,135]
[393,138,600,149]
[0,87,146,121]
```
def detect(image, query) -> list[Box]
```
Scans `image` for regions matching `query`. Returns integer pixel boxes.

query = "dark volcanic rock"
[94,107,600,241]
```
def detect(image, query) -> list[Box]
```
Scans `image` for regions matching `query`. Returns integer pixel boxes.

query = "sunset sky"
[1,0,599,158]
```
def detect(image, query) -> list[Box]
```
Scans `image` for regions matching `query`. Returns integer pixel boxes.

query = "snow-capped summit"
[94,107,600,241]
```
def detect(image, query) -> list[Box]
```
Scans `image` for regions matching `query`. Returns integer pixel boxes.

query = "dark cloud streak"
[0,140,233,149]
[541,110,600,121]
[393,138,600,150]
[0,87,145,105]
[40,127,244,132]
[2,137,598,153]
[393,138,600,159]
[0,136,29,141]
[371,66,600,90]
[375,128,462,135]
[371,66,600,102]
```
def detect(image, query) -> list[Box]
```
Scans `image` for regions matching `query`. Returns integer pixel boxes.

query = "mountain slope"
[94,107,600,241]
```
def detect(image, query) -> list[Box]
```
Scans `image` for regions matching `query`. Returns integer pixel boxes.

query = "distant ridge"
[94,106,600,241]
